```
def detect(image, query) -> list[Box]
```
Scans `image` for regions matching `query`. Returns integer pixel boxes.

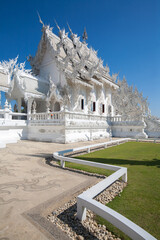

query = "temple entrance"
[54,102,60,111]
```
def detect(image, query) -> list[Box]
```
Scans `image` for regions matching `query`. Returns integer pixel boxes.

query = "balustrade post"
[77,198,86,221]
[4,100,10,121]
[61,160,65,168]
[46,107,50,120]
[87,148,90,153]
[122,169,127,182]
[9,104,12,120]
[27,98,33,121]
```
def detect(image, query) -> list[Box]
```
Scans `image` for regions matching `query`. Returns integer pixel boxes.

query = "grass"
[65,142,160,240]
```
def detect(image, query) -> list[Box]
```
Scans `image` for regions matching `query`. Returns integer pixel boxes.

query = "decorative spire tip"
[37,11,44,27]
[82,27,88,43]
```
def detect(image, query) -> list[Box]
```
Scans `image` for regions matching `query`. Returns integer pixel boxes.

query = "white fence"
[28,111,65,124]
[107,115,144,123]
[53,138,157,240]
[28,111,108,125]
[0,109,27,126]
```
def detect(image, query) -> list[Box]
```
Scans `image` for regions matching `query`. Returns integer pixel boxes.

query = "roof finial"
[54,19,60,31]
[67,22,74,40]
[37,11,44,27]
[82,27,88,43]
[67,22,73,35]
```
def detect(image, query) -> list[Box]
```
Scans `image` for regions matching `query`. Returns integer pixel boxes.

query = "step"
[0,141,6,148]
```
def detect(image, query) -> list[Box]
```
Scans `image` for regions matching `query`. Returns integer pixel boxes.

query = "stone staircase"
[145,117,160,138]
[0,128,27,148]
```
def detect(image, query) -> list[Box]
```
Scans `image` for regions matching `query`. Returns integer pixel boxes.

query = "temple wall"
[0,71,9,92]
[105,88,113,116]
[64,116,110,143]
[39,49,61,85]
[145,131,160,138]
[111,122,148,139]
[27,125,110,144]
[71,84,113,116]
[65,128,109,143]
[27,125,65,143]
[27,115,110,144]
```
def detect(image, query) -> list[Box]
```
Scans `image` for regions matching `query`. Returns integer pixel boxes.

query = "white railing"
[107,115,122,122]
[107,115,145,123]
[53,138,156,240]
[0,108,27,125]
[11,112,27,120]
[66,111,107,122]
[28,111,65,124]
[1,108,109,126]
[0,109,5,119]
[28,111,107,124]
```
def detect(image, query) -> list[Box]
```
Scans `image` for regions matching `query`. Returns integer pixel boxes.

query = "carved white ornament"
[112,77,150,121]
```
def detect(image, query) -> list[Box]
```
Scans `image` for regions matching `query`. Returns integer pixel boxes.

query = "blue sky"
[0,0,160,116]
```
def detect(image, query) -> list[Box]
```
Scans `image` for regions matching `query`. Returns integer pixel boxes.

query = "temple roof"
[29,23,119,89]
[0,58,48,99]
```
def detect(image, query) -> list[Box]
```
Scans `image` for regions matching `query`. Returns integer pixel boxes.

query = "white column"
[27,98,33,120]
[4,99,10,121]
[17,98,21,113]
[122,168,128,182]
[77,198,87,221]
[0,91,1,109]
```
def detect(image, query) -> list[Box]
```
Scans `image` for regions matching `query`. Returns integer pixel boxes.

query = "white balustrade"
[28,111,109,125]
[0,108,27,125]
[0,109,5,119]
[28,111,65,124]
[107,115,122,122]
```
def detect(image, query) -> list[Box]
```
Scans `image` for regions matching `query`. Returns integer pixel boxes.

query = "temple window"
[85,65,88,71]
[102,104,105,113]
[54,102,60,111]
[93,102,96,112]
[81,99,84,110]
[108,105,111,114]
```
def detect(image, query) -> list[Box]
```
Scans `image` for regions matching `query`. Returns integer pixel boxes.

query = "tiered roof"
[29,22,119,89]
[0,57,47,99]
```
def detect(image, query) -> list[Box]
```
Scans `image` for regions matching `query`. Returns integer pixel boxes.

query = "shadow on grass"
[45,156,105,179]
[24,152,160,168]
[75,157,160,168]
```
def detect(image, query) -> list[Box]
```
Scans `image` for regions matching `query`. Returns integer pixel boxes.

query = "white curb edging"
[53,138,157,240]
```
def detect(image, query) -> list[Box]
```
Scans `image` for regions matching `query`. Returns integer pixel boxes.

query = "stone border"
[47,177,127,240]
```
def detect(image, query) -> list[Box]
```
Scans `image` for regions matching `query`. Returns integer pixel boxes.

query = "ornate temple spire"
[37,11,44,28]
[54,19,60,32]
[67,23,74,39]
[54,20,67,40]
[82,27,88,43]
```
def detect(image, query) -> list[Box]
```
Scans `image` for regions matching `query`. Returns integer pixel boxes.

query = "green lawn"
[65,142,160,240]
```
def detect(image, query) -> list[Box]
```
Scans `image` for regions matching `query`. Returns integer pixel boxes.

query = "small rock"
[76,235,84,240]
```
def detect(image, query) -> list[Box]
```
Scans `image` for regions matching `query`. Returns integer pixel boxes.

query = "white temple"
[0,21,159,147]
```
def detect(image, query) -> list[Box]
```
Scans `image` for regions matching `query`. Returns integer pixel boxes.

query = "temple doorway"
[54,102,60,111]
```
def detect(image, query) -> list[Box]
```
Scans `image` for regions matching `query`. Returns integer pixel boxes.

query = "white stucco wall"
[111,123,148,139]
[27,125,65,143]
[39,48,61,85]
